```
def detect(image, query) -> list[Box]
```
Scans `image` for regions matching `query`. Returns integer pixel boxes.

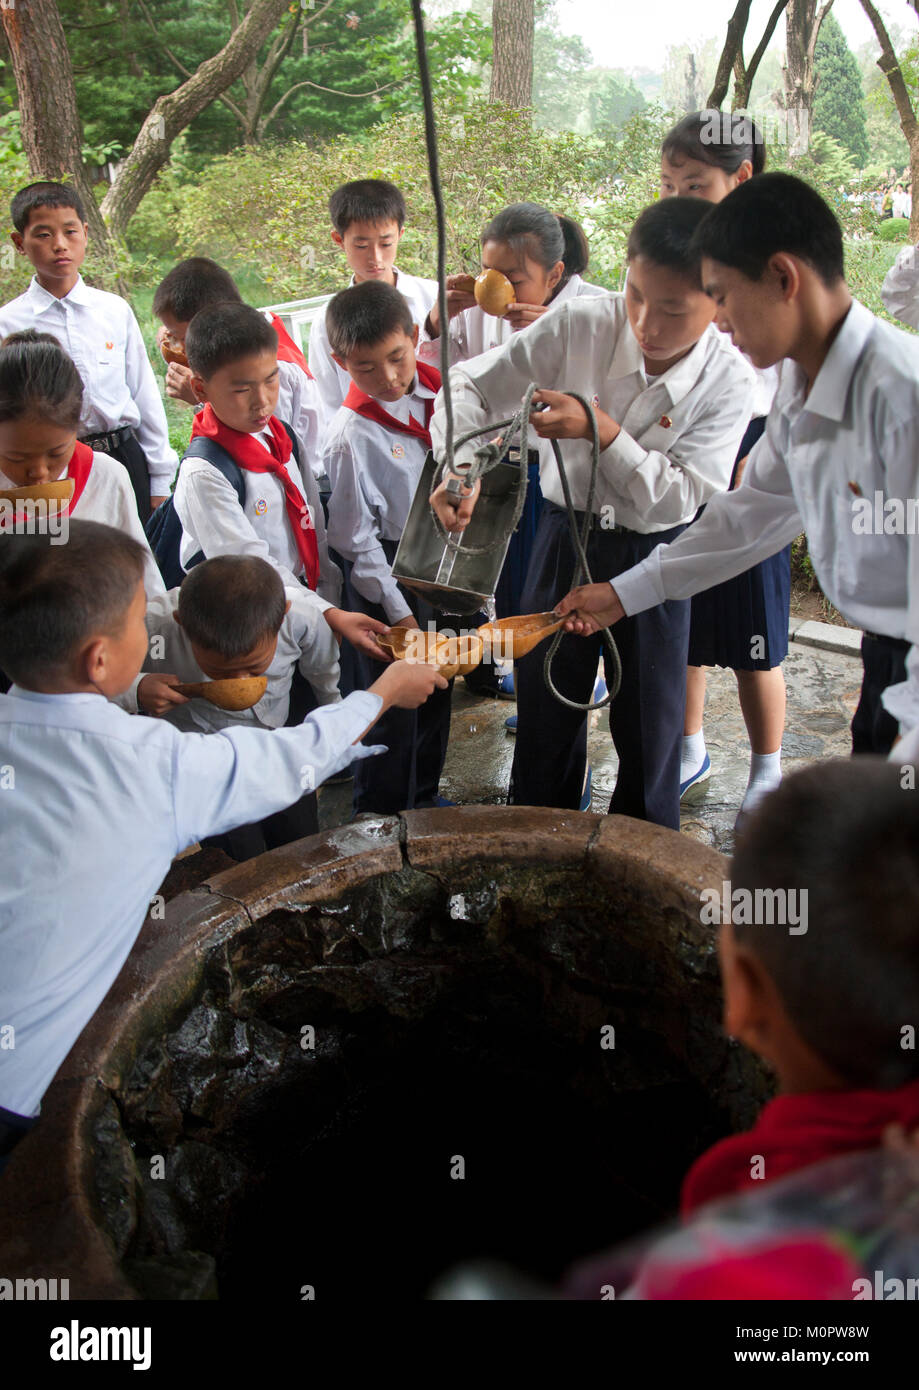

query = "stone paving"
[318,615,862,857]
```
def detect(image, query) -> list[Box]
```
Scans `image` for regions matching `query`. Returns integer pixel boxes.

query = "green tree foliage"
[40,0,490,165]
[170,99,673,298]
[857,32,911,175]
[813,13,870,169]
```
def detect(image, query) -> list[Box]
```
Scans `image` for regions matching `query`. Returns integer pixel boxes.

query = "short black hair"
[690,172,845,286]
[0,330,83,430]
[626,197,713,288]
[731,759,919,1088]
[11,181,86,234]
[185,302,277,379]
[0,521,146,687]
[662,110,767,178]
[152,258,243,325]
[481,203,590,290]
[177,556,286,658]
[325,280,414,359]
[329,179,406,234]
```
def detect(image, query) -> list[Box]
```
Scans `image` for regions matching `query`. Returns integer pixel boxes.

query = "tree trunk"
[100,0,290,239]
[0,0,123,285]
[489,0,534,109]
[859,0,919,240]
[784,0,835,153]
[708,0,753,109]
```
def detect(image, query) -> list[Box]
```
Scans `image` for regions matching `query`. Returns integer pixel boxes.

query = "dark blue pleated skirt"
[687,415,791,672]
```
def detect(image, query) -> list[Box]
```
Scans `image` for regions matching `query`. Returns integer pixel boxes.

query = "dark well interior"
[90,860,769,1300]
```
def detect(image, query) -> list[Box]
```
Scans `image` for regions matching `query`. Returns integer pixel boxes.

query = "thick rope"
[409,1,620,714]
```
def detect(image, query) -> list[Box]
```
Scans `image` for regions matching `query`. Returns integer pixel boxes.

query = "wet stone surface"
[86,853,769,1301]
[317,620,860,855]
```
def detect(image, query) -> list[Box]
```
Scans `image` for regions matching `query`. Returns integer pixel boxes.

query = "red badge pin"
[105,341,113,350]
[659,414,672,429]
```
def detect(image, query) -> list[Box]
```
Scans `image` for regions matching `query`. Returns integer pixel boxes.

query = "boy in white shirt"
[173,302,381,648]
[430,198,755,829]
[0,521,445,1157]
[121,555,342,859]
[152,257,326,480]
[324,280,452,814]
[309,180,437,427]
[881,240,919,331]
[557,174,919,761]
[0,181,177,522]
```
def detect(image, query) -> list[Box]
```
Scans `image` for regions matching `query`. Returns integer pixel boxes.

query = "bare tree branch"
[859,0,917,140]
[101,0,292,237]
[708,0,753,109]
[744,0,790,95]
[807,0,836,65]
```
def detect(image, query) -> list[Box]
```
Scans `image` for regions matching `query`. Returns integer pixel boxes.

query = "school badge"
[254,498,268,515]
[392,444,405,459]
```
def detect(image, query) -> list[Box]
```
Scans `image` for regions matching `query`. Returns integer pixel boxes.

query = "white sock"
[681,730,707,782]
[741,750,782,814]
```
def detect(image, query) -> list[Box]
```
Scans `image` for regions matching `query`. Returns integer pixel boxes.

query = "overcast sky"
[550,0,912,69]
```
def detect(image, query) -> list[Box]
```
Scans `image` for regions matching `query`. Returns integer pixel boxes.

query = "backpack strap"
[183,435,247,505]
[278,420,301,470]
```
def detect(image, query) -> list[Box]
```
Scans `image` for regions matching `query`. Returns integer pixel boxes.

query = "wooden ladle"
[476,611,565,660]
[374,627,485,679]
[375,627,444,663]
[433,633,485,680]
[172,676,268,711]
[0,478,75,507]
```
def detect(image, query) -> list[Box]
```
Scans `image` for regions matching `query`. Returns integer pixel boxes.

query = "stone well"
[0,807,770,1300]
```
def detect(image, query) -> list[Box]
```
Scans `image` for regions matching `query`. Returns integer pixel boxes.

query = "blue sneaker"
[496,670,516,700]
[505,714,517,734]
[680,752,711,800]
[579,764,593,812]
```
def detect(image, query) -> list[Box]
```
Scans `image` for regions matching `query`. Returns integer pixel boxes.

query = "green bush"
[876,215,910,242]
[171,100,674,299]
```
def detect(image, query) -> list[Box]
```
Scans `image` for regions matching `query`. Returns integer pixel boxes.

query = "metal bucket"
[392,448,528,614]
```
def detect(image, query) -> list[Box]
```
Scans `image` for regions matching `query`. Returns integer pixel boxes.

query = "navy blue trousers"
[852,634,908,755]
[343,545,456,815]
[509,503,690,829]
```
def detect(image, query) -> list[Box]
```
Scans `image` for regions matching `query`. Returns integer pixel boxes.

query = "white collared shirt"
[0,451,165,599]
[417,274,608,369]
[0,684,384,1116]
[323,376,437,624]
[613,299,919,735]
[172,420,342,604]
[0,276,178,491]
[881,245,919,331]
[275,356,325,478]
[431,292,755,531]
[308,267,438,426]
[119,584,341,726]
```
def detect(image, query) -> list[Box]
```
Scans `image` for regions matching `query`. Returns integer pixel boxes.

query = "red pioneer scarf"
[342,361,441,450]
[191,405,320,590]
[270,314,313,378]
[681,1077,919,1216]
[0,439,93,528]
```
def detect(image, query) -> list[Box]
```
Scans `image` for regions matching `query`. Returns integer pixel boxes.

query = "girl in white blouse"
[419,201,607,368]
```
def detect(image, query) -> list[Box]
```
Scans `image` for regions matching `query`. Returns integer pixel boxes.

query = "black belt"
[79,424,134,454]
[864,631,911,652]
[545,499,636,537]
